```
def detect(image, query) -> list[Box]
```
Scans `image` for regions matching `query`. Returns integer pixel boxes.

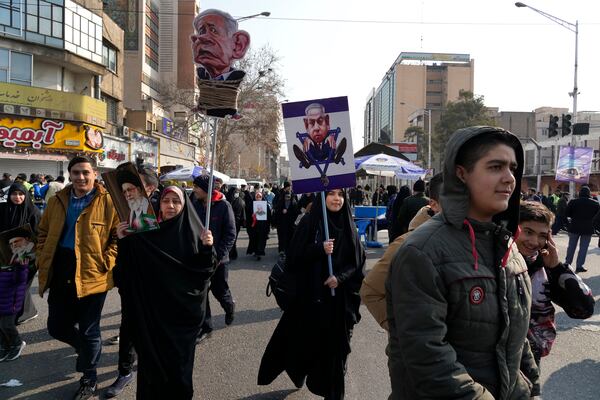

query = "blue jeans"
[47,286,107,381]
[565,232,592,270]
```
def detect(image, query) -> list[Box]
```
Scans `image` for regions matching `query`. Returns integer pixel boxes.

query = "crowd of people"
[0,125,598,400]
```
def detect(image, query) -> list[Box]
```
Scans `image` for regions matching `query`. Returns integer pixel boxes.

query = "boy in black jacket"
[516,201,595,374]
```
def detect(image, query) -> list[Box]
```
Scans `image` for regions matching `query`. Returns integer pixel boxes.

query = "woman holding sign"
[258,189,365,400]
[116,186,216,399]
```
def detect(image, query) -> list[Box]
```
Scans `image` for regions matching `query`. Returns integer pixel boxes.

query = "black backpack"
[266,252,296,311]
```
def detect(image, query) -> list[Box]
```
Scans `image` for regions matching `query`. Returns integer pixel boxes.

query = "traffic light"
[561,114,572,136]
[548,115,559,137]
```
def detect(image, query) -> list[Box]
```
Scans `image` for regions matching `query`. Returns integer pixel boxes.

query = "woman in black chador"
[0,182,41,324]
[246,191,271,261]
[258,189,365,400]
[116,186,216,399]
[272,190,300,254]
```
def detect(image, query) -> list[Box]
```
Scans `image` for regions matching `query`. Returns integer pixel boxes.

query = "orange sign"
[0,116,104,152]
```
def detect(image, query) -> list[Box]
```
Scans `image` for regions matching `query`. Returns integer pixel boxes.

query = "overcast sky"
[201,0,600,154]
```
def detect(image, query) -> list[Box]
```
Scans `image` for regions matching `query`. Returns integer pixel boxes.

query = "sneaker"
[104,335,120,345]
[16,313,38,325]
[73,378,97,400]
[225,303,236,326]
[4,341,26,361]
[196,329,213,345]
[0,346,8,362]
[104,373,135,398]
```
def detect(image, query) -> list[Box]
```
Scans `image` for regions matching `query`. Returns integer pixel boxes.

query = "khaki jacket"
[360,205,432,330]
[36,183,119,298]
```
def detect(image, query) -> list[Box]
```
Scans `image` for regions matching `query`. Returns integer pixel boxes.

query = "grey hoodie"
[386,126,539,400]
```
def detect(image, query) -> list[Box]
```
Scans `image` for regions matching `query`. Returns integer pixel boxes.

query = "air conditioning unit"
[118,126,130,137]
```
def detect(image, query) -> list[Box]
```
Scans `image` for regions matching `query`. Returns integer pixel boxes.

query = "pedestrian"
[103,167,162,398]
[0,173,12,189]
[386,127,539,399]
[246,191,271,260]
[192,175,237,342]
[361,173,443,330]
[116,185,216,399]
[516,201,594,379]
[36,156,119,400]
[258,189,365,399]
[0,227,36,361]
[564,186,599,272]
[0,182,42,325]
[551,192,569,235]
[395,179,428,235]
[226,186,245,260]
[263,183,275,207]
[388,185,411,242]
[273,187,300,254]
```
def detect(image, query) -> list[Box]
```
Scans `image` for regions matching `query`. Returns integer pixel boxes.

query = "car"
[246,180,266,190]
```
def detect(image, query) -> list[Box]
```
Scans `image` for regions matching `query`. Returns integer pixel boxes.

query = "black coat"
[395,192,429,235]
[567,196,600,234]
[258,193,365,399]
[193,193,237,263]
[273,196,300,253]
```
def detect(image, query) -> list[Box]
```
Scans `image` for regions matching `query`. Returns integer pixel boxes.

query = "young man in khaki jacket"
[37,156,119,400]
[360,173,443,330]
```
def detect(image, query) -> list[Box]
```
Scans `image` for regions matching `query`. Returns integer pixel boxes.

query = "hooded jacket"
[386,126,539,400]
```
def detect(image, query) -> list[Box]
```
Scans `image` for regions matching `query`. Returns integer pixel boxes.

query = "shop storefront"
[0,82,106,177]
[96,135,130,171]
[0,115,104,177]
[155,132,196,173]
[130,131,159,168]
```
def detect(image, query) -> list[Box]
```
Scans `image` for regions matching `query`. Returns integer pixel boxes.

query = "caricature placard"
[191,9,251,118]
[0,224,35,273]
[253,201,268,221]
[283,96,356,194]
[102,162,159,234]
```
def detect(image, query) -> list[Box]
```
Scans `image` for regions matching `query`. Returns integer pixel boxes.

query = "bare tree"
[159,45,285,173]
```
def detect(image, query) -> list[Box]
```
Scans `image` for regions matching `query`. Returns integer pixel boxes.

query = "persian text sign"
[97,136,130,169]
[0,116,104,152]
[0,82,106,127]
[555,146,593,184]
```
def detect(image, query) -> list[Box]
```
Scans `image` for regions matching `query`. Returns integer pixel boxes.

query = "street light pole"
[515,2,579,196]
[236,11,271,22]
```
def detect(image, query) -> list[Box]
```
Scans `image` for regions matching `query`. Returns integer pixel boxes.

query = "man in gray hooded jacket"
[386,127,539,399]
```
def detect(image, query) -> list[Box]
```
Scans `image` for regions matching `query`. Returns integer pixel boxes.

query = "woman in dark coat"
[388,185,411,241]
[246,191,271,260]
[226,187,245,260]
[116,186,216,399]
[0,182,41,324]
[258,189,365,399]
[273,191,300,253]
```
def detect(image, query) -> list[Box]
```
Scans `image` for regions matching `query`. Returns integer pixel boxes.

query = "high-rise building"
[104,0,201,171]
[364,52,474,149]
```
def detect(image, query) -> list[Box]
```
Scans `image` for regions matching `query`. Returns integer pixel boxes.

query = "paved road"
[1,231,599,399]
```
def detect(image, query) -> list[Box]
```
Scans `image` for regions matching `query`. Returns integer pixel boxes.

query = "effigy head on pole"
[191,9,251,118]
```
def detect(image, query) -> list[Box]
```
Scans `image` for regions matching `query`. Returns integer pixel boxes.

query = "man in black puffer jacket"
[193,175,236,341]
[565,186,599,272]
[386,127,539,400]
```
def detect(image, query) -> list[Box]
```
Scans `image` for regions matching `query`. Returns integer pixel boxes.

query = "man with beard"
[116,170,157,233]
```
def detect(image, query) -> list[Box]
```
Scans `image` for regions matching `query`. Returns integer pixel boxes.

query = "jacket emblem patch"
[469,286,485,305]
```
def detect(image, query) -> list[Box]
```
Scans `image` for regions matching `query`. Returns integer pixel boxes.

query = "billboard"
[555,146,593,184]
[0,116,104,153]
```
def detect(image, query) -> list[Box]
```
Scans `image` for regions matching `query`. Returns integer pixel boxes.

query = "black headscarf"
[226,186,237,203]
[0,182,41,232]
[117,185,216,389]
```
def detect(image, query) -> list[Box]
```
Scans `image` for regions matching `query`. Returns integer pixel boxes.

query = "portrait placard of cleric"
[0,225,36,271]
[191,9,251,118]
[102,163,159,234]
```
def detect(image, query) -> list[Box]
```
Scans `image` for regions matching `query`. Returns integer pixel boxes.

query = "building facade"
[0,0,128,176]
